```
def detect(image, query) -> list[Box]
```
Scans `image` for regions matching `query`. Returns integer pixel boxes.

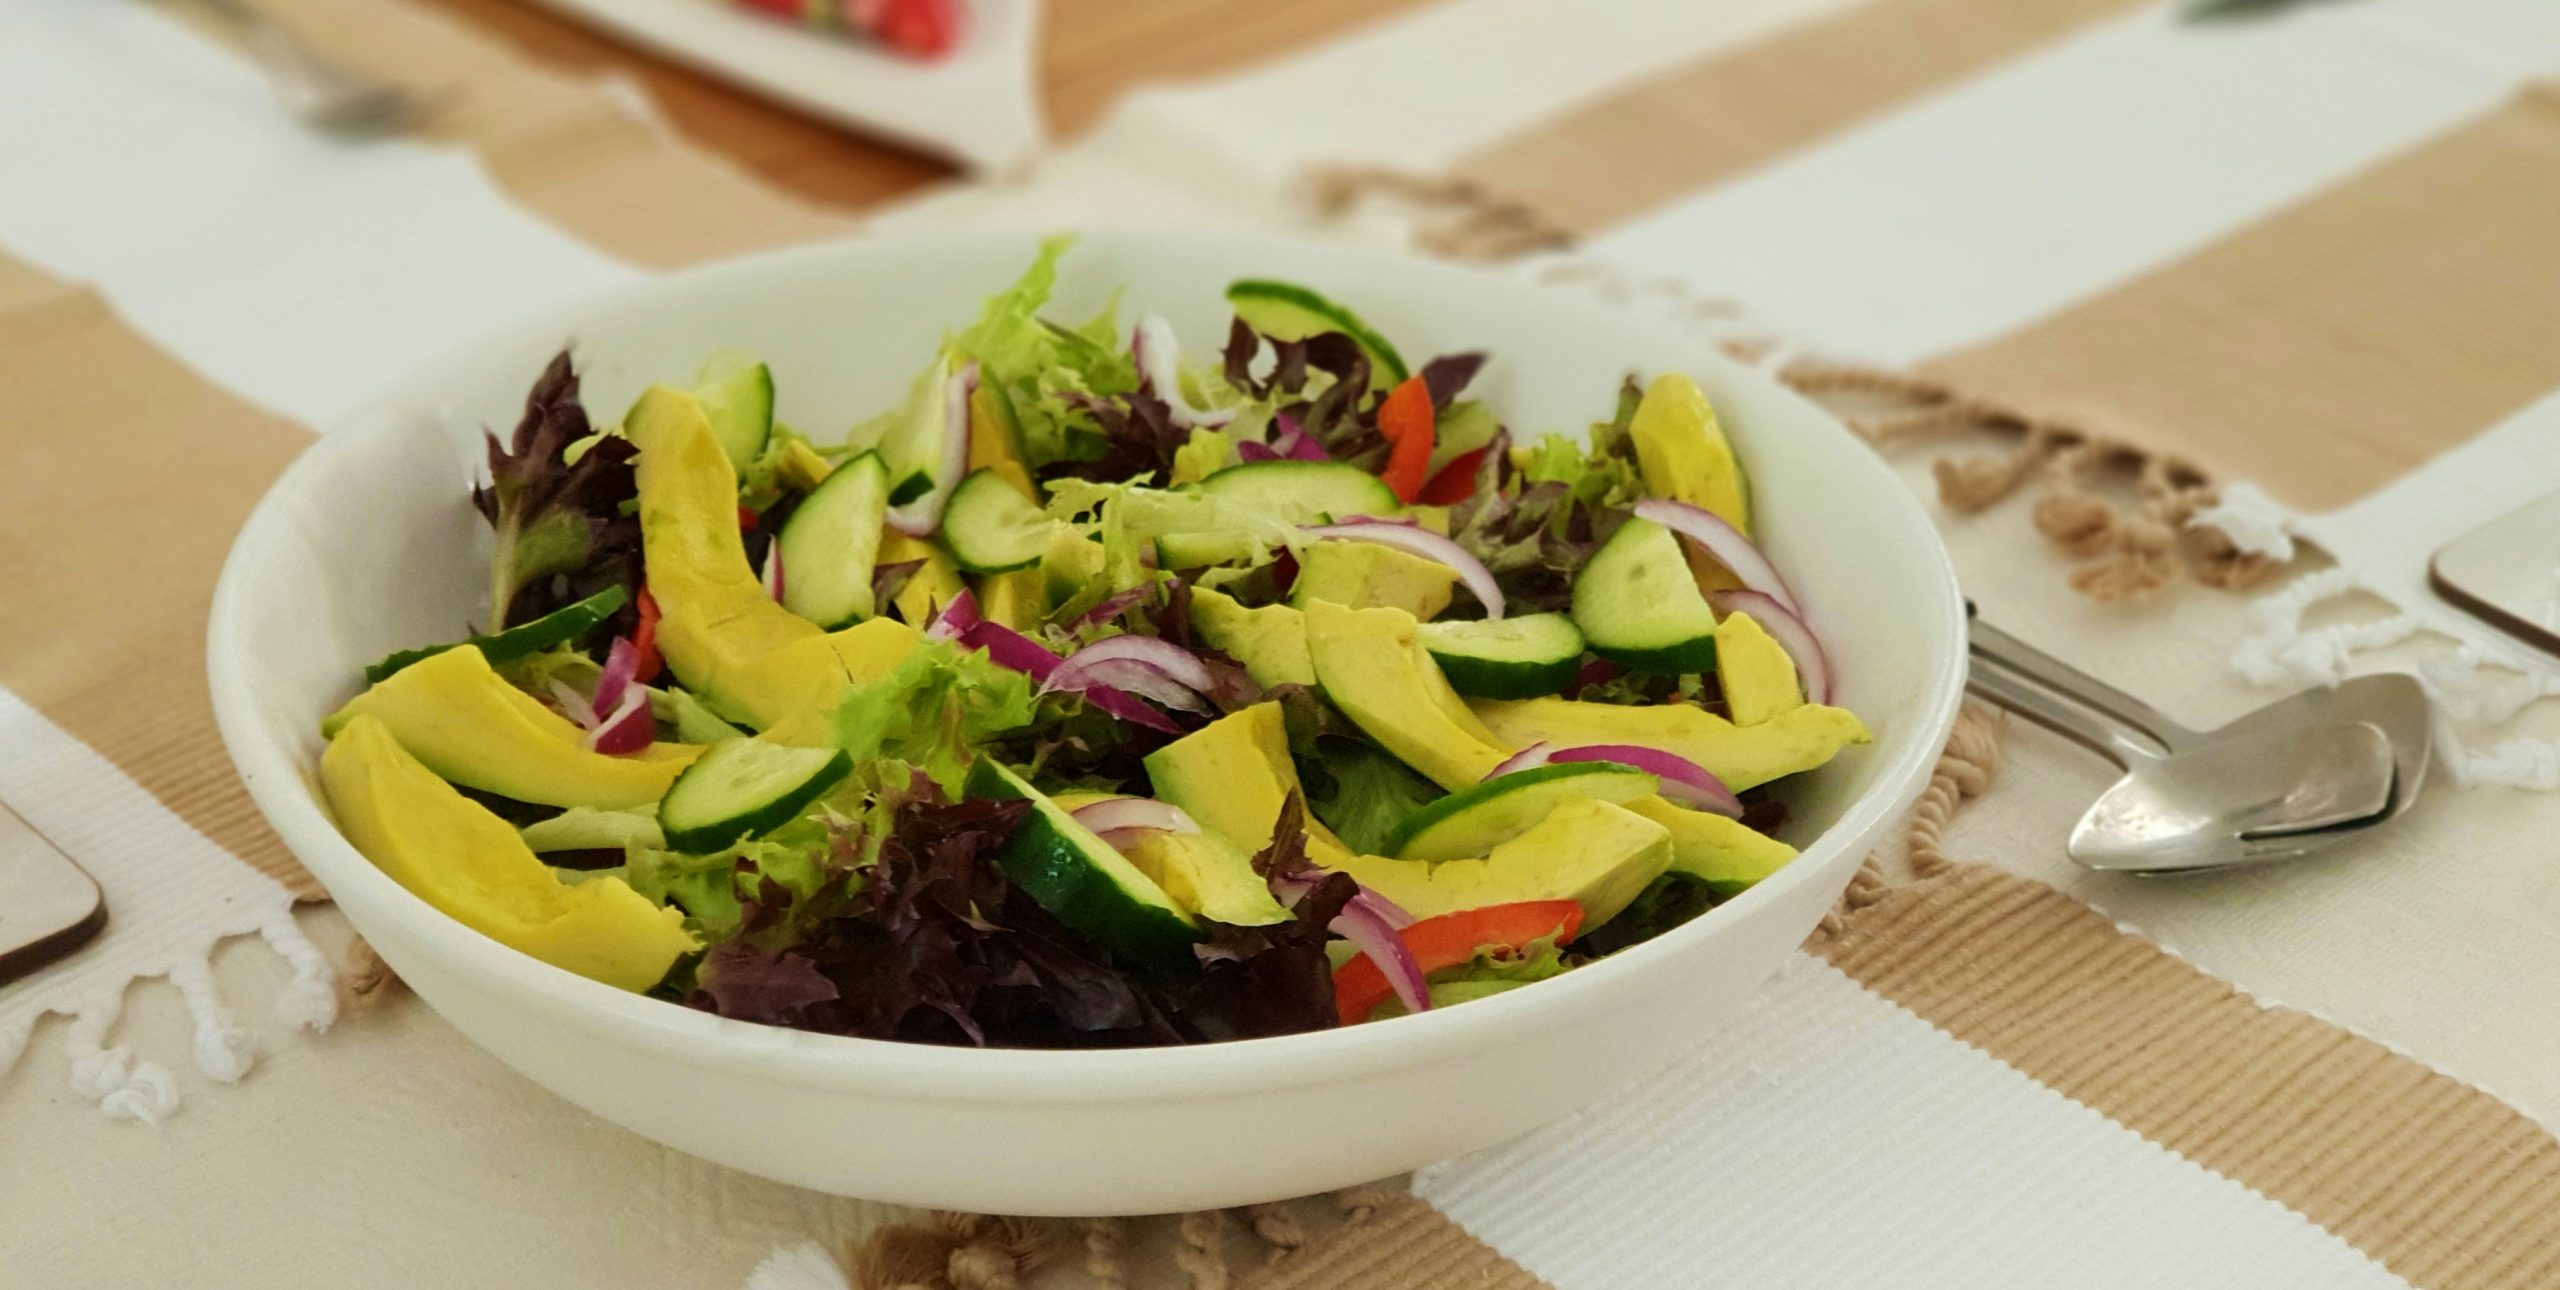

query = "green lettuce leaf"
[1369,934,1573,1018]
[950,236,1137,469]
[829,637,1040,793]
[1043,478,1309,568]
[1303,736,1443,856]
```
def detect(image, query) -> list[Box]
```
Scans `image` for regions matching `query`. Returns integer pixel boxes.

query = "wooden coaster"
[0,802,106,985]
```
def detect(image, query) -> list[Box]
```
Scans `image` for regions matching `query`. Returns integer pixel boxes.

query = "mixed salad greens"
[315,238,1871,1047]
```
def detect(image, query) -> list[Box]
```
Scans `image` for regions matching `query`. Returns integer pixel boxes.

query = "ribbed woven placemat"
[14,3,2560,1285]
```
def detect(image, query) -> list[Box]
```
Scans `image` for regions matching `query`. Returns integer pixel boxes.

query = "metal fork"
[194,0,430,139]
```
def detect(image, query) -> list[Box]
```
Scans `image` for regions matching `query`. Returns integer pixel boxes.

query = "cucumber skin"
[1383,761,1655,860]
[660,746,851,854]
[363,585,628,684]
[1225,279,1411,385]
[1430,651,1583,701]
[1586,636,1718,675]
[966,761,1200,970]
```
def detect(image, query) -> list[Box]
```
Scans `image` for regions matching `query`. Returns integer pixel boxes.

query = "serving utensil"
[1967,619,2429,874]
[194,0,430,138]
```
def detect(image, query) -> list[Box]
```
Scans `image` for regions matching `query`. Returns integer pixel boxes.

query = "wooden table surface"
[416,0,1436,213]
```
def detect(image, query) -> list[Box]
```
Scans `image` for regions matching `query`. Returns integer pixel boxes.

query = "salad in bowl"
[312,238,1870,1049]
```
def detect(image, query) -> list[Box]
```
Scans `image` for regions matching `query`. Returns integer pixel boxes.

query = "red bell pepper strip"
[1375,376,1436,504]
[1334,900,1584,1025]
[1416,445,1491,505]
[630,587,664,686]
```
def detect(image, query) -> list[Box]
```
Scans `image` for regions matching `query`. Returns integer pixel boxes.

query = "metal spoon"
[194,0,430,139]
[1966,620,2428,874]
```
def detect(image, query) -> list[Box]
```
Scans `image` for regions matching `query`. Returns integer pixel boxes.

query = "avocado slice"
[628,385,928,733]
[1622,796,1795,895]
[1324,797,1672,929]
[1470,696,1869,792]
[1629,374,1750,593]
[1288,540,1461,619]
[1189,590,1315,689]
[1305,601,1516,791]
[628,386,823,711]
[322,645,700,810]
[321,714,696,991]
[1122,830,1292,927]
[1144,702,1355,858]
[1714,610,1804,726]
[878,528,967,626]
[1631,374,1749,532]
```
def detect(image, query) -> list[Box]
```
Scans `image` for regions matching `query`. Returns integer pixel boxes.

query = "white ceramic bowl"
[209,229,1965,1215]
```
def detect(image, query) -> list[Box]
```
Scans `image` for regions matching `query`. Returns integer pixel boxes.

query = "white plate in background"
[527,0,1045,171]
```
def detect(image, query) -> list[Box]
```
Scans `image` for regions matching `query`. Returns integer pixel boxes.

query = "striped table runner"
[7,0,2560,1285]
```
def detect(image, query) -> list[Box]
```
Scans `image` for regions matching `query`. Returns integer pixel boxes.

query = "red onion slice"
[548,679,599,730]
[1134,315,1235,429]
[1271,413,1328,463]
[959,625,1064,684]
[758,543,785,603]
[1272,870,1417,930]
[1332,899,1429,1018]
[592,636,640,715]
[1235,440,1280,463]
[1711,589,1834,706]
[1070,586,1151,630]
[1483,741,1551,780]
[1633,498,1798,615]
[925,587,980,642]
[585,685,654,754]
[1071,797,1201,838]
[1062,658,1214,715]
[1048,634,1221,696]
[1548,744,1741,818]
[1301,524,1505,620]
[887,360,979,537]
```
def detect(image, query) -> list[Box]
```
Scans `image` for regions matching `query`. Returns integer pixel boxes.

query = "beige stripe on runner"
[1928,85,2560,513]
[1263,714,2560,1286]
[212,0,859,267]
[0,255,318,896]
[3,3,862,898]
[1451,0,2150,234]
[1819,861,2560,1288]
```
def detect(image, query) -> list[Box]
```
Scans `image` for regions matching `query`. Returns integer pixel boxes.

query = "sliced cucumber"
[1226,279,1409,385]
[1200,460,1400,521]
[940,469,1051,574]
[966,759,1199,968]
[658,738,850,853]
[844,352,954,507]
[1572,518,1719,674]
[776,451,891,628]
[696,362,775,475]
[1386,761,1659,862]
[364,585,628,684]
[1419,613,1585,700]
